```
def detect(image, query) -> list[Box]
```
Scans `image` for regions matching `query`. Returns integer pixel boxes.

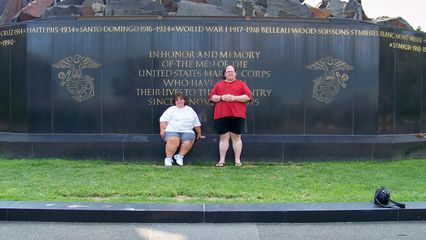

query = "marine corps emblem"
[52,54,101,102]
[306,57,353,104]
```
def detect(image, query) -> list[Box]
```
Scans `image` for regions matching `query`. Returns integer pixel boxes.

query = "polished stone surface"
[2,133,426,161]
[0,17,425,160]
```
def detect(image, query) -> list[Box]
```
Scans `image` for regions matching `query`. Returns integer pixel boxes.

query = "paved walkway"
[1,221,426,240]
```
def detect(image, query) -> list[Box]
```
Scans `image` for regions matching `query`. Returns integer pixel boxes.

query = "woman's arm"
[194,126,205,140]
[211,95,222,102]
[159,121,168,138]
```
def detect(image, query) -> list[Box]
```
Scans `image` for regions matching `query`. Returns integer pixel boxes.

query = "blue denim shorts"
[163,132,195,142]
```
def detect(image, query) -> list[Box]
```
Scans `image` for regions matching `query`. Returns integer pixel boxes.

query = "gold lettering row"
[145,97,262,106]
[159,59,249,69]
[3,26,423,45]
[149,51,261,59]
[136,88,272,97]
[380,31,423,43]
[0,39,15,47]
[138,70,272,79]
[388,43,426,53]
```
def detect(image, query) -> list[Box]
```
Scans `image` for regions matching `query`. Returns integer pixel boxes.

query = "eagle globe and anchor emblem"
[306,57,354,104]
[52,54,102,102]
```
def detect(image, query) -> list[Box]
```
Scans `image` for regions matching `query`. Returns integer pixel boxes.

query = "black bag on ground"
[374,187,405,208]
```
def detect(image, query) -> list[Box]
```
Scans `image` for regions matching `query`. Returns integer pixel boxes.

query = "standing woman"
[160,93,204,166]
[209,65,252,167]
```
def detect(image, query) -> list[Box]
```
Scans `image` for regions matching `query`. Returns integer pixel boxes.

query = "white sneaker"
[164,157,173,166]
[174,154,184,166]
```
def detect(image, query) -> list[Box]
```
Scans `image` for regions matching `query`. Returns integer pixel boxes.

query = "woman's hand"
[197,133,206,140]
[221,94,233,102]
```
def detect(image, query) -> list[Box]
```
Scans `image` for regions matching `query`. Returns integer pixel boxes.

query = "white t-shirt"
[159,106,201,133]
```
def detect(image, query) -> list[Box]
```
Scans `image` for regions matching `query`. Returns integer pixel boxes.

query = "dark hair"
[221,65,237,80]
[174,93,186,102]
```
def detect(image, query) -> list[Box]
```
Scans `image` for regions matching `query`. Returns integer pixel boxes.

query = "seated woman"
[159,93,204,166]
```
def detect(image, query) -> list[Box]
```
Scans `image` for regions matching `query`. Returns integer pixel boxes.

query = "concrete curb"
[1,201,425,223]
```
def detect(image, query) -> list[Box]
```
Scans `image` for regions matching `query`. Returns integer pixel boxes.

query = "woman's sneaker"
[164,157,173,166]
[174,154,184,166]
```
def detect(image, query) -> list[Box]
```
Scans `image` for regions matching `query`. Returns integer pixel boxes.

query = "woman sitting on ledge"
[159,93,205,166]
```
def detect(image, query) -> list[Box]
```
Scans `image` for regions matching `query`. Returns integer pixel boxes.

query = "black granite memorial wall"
[0,17,425,161]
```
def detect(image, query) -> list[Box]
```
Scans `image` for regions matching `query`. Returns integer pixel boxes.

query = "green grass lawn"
[1,158,425,204]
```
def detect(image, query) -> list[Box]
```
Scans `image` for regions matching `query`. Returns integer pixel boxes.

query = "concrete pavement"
[1,221,426,240]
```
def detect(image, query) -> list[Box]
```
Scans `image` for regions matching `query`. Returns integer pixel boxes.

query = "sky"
[304,0,426,30]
